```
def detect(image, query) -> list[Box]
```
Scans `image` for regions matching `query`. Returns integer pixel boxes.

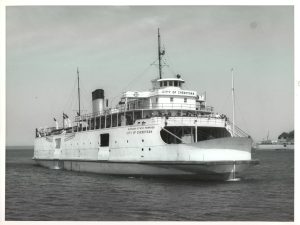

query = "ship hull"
[33,123,258,180]
[34,158,258,181]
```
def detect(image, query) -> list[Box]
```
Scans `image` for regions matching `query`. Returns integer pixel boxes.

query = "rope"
[110,60,158,106]
[62,75,78,116]
[235,95,251,135]
[218,91,231,115]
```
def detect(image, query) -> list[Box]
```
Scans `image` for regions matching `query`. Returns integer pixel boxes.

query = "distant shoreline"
[6,146,34,150]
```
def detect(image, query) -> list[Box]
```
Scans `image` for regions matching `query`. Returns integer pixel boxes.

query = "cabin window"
[100,133,109,147]
[169,81,173,86]
[170,97,174,102]
[164,81,167,86]
[112,114,117,127]
[100,116,105,129]
[106,115,111,128]
[55,138,61,149]
[96,117,100,129]
[184,98,187,103]
[174,81,178,87]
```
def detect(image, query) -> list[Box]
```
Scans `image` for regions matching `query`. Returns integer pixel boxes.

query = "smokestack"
[92,89,104,114]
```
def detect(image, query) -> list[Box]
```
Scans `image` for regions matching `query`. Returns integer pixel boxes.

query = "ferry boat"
[33,29,259,180]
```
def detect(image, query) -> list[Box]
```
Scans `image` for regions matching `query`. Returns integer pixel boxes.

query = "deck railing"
[75,103,214,122]
[226,121,250,137]
[121,102,213,111]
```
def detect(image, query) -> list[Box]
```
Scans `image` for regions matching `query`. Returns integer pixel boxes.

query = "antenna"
[231,68,235,137]
[158,28,162,79]
[77,67,81,116]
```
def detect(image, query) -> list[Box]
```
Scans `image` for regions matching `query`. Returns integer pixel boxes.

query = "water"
[5,149,294,221]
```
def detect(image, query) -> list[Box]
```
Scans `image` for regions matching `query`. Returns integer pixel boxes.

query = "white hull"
[33,122,258,180]
[34,158,257,180]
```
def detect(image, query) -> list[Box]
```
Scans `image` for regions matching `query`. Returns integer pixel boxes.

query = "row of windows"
[57,135,147,148]
[156,97,188,103]
[160,81,182,87]
[170,97,187,103]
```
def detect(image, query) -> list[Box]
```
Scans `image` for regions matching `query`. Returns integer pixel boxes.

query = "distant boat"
[255,131,294,151]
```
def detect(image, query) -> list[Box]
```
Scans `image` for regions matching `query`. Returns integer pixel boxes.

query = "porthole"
[142,139,144,142]
[149,148,151,151]
[142,148,144,151]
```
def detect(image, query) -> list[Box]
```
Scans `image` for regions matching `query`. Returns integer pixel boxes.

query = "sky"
[5,5,294,145]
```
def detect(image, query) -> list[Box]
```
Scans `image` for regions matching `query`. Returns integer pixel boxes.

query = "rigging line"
[62,76,78,113]
[235,95,250,134]
[75,78,91,113]
[110,60,158,104]
[63,76,77,109]
[64,88,77,114]
[218,91,231,115]
[79,76,93,104]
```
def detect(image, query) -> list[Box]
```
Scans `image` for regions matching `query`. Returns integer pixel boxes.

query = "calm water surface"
[5,149,294,221]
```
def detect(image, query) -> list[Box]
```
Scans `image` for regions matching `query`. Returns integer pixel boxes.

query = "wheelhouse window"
[164,81,167,86]
[169,81,173,86]
[174,81,178,87]
[160,82,162,87]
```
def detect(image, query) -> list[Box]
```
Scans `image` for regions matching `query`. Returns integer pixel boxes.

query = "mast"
[158,28,162,79]
[77,67,81,116]
[231,68,235,137]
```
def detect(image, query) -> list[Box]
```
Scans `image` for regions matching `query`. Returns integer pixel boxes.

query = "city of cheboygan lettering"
[126,126,155,135]
[160,90,195,96]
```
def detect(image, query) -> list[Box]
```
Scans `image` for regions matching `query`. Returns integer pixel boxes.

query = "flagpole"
[231,68,235,137]
[158,28,162,79]
[77,68,81,116]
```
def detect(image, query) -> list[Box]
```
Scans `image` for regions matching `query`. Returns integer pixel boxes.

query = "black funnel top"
[92,89,104,100]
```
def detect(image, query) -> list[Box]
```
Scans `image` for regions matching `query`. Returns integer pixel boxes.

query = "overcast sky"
[6,6,293,145]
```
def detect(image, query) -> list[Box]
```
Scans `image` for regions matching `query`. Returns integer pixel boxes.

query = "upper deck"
[78,76,212,122]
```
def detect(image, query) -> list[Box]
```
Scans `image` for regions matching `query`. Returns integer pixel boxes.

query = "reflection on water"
[5,149,294,221]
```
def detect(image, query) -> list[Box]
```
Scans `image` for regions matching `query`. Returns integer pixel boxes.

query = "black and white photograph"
[1,2,296,223]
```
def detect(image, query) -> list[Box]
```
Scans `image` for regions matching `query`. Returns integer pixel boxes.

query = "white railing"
[226,121,250,137]
[75,103,214,122]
